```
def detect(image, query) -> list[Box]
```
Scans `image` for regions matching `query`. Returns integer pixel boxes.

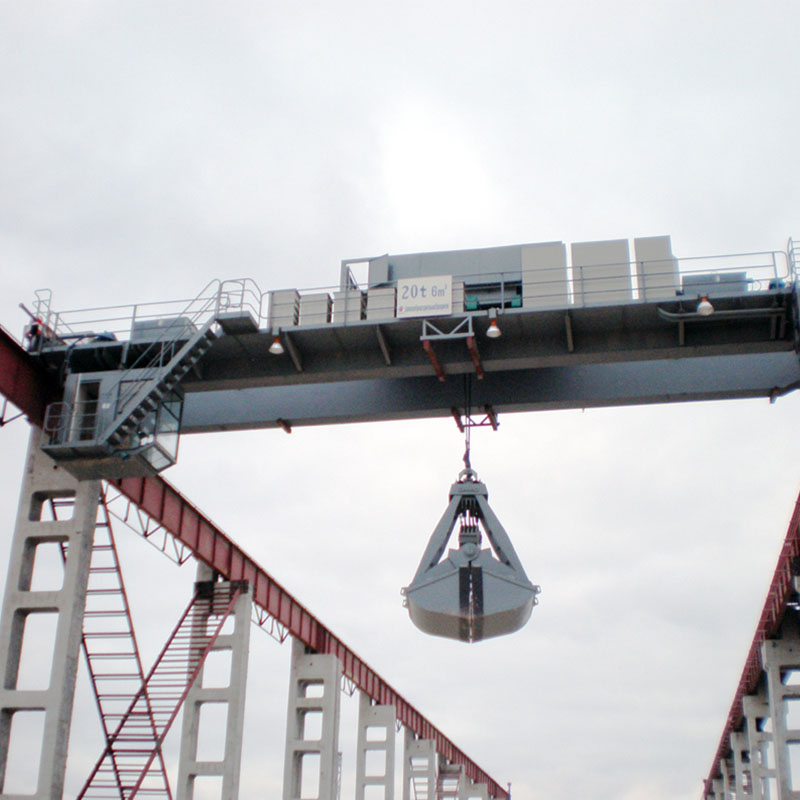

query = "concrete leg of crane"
[282,636,342,800]
[402,728,436,800]
[719,757,734,799]
[464,778,490,799]
[762,637,800,800]
[0,427,99,800]
[176,562,252,800]
[437,757,467,799]
[743,693,773,799]
[710,778,725,799]
[730,731,752,799]
[355,691,396,800]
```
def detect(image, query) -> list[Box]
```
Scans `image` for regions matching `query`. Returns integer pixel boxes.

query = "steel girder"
[0,324,56,424]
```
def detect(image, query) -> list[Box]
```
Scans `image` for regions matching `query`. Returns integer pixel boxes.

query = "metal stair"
[49,493,171,799]
[77,581,243,799]
[79,497,172,799]
[104,319,217,451]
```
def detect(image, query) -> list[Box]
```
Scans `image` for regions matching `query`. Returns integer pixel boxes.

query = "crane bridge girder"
[19,235,800,477]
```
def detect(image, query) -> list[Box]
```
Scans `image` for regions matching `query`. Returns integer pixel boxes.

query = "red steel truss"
[79,497,172,799]
[0,323,56,424]
[0,326,508,798]
[79,582,242,799]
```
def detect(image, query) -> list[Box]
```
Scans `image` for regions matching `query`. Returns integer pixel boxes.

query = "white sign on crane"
[396,275,452,318]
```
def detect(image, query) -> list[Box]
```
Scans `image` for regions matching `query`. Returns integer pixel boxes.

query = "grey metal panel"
[572,239,633,306]
[268,289,300,329]
[387,244,523,285]
[131,316,196,342]
[682,272,750,298]
[366,287,396,320]
[332,290,365,323]
[367,254,390,287]
[452,280,465,313]
[298,292,331,326]
[634,235,679,301]
[521,242,568,309]
[181,352,800,432]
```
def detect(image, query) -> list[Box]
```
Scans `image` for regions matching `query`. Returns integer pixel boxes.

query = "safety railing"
[264,247,792,324]
[28,277,261,347]
[43,400,96,444]
[112,280,222,418]
[25,248,794,349]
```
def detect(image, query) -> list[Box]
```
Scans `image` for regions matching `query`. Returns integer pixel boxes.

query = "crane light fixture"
[269,335,285,355]
[696,296,714,316]
[486,308,502,339]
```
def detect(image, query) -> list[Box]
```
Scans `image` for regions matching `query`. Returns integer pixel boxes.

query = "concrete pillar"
[731,731,752,798]
[744,693,774,800]
[283,637,342,800]
[464,778,490,799]
[438,759,466,799]
[177,563,252,800]
[762,639,800,799]
[402,728,436,800]
[355,691,396,800]
[0,429,99,799]
[720,757,734,798]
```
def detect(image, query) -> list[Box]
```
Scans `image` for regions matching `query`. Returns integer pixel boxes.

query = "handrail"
[24,248,793,345]
[113,279,222,418]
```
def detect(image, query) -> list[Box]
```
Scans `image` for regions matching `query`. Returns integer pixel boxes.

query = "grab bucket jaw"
[403,470,539,642]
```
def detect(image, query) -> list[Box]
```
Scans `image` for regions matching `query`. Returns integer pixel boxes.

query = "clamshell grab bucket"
[403,470,539,642]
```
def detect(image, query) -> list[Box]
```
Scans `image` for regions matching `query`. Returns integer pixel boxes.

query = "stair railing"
[112,280,224,420]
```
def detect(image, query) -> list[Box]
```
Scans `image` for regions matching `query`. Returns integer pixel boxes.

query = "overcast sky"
[2,3,800,798]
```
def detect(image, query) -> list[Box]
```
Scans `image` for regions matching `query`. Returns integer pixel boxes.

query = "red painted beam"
[0,327,508,798]
[0,324,56,425]
[422,339,446,382]
[465,336,484,380]
[704,492,800,794]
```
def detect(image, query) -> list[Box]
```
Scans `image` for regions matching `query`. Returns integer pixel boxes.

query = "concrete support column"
[438,759,466,799]
[719,757,734,798]
[355,691,396,800]
[0,429,99,799]
[177,563,252,800]
[744,693,774,800]
[762,639,800,799]
[283,637,342,800]
[730,731,752,798]
[464,778,490,799]
[402,728,436,800]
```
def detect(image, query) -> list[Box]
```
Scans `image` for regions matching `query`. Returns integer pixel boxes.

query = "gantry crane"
[1,232,799,798]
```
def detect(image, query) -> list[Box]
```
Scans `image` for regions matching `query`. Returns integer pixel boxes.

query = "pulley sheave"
[402,468,539,643]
